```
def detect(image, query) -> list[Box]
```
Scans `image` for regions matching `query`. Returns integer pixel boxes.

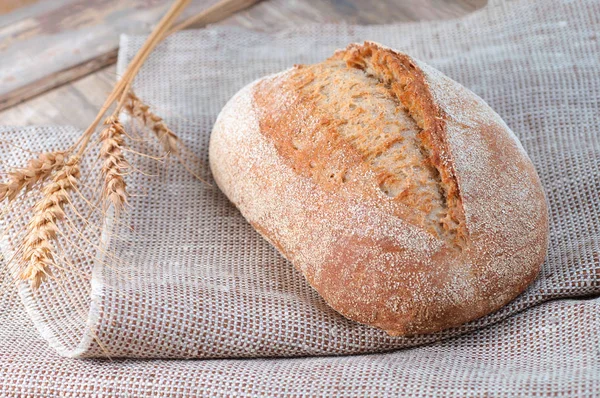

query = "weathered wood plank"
[1,48,118,112]
[0,65,116,127]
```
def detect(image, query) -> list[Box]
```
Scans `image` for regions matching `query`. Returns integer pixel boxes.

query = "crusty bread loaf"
[209,41,549,336]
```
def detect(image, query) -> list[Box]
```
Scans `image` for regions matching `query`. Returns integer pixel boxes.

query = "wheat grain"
[125,92,180,155]
[0,151,66,203]
[4,0,195,291]
[19,156,80,290]
[100,117,129,213]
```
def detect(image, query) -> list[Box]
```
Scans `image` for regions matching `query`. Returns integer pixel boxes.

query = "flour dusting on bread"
[209,42,548,336]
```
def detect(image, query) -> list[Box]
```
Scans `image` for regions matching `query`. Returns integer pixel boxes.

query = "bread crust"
[209,42,548,336]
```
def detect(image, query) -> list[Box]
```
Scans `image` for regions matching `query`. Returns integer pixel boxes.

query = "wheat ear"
[19,156,80,290]
[125,92,180,155]
[100,117,129,214]
[0,152,66,203]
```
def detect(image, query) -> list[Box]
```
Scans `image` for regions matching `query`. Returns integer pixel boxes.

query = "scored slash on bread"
[209,41,548,336]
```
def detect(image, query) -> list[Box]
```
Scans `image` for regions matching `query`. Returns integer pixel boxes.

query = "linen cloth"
[1,0,599,395]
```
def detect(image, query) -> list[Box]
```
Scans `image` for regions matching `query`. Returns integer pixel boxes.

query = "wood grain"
[219,0,487,29]
[0,65,116,127]
[0,0,487,129]
[0,0,262,111]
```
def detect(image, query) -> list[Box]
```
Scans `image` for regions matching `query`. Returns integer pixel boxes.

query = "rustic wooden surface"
[0,0,265,111]
[0,0,487,128]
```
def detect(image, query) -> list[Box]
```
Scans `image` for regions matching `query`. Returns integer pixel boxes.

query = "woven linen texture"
[1,0,599,395]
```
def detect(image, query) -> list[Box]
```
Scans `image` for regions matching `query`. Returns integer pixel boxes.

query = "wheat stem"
[74,0,191,158]
[3,0,231,290]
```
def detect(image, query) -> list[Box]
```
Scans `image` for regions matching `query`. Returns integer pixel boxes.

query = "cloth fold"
[1,0,599,395]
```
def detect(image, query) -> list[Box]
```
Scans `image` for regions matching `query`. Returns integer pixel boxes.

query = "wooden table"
[0,0,485,129]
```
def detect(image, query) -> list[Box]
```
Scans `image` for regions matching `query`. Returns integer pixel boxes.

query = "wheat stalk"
[99,117,129,213]
[0,152,66,203]
[73,0,192,158]
[3,0,242,290]
[3,0,192,290]
[19,156,80,290]
[125,92,180,155]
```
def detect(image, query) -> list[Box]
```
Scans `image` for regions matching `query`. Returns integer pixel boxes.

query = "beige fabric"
[1,0,599,395]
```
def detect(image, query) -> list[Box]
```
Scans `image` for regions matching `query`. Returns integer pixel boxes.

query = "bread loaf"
[209,41,549,336]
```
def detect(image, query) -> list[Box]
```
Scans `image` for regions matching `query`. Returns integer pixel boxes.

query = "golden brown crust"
[256,54,459,243]
[342,42,468,246]
[209,42,549,336]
